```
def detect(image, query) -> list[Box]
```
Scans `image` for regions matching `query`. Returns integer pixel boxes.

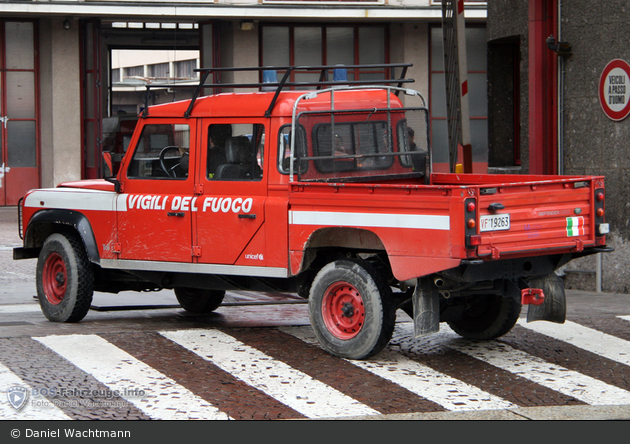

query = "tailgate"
[473,178,605,258]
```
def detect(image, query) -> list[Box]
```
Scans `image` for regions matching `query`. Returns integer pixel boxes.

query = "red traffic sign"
[599,59,630,121]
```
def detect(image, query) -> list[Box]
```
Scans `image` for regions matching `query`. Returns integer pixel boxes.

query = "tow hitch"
[521,288,545,305]
[524,273,567,324]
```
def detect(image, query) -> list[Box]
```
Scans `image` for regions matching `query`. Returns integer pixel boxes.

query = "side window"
[397,119,427,173]
[207,123,264,181]
[278,124,309,175]
[127,124,190,179]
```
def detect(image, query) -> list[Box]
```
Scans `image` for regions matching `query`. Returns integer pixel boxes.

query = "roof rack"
[141,63,414,118]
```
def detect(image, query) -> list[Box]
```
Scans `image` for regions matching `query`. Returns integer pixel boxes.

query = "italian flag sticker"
[566,217,585,237]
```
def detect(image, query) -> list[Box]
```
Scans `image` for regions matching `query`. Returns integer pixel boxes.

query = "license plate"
[479,214,510,232]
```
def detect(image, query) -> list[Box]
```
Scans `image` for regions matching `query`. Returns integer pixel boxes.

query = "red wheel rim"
[42,252,67,305]
[321,282,365,339]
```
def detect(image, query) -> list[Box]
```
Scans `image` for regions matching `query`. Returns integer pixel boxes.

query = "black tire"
[308,258,395,360]
[446,294,522,340]
[174,287,225,314]
[36,233,94,323]
[526,273,566,323]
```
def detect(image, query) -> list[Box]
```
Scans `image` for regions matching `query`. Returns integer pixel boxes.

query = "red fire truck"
[14,65,611,359]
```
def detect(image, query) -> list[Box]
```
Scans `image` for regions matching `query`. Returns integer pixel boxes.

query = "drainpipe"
[557,0,564,176]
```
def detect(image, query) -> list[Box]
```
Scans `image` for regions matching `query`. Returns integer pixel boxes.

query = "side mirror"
[103,152,122,193]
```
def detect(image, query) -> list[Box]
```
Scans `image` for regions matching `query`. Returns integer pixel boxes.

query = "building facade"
[0,0,487,205]
[487,0,630,292]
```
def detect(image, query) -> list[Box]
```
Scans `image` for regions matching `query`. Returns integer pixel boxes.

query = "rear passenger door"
[194,120,268,266]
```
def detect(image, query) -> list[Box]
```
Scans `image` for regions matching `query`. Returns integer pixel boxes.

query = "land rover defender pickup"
[14,65,611,359]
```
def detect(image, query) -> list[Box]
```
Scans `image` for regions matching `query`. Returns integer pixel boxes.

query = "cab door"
[115,120,196,263]
[194,120,267,266]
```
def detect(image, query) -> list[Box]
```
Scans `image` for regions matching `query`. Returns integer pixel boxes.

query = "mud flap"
[413,279,440,337]
[526,273,566,324]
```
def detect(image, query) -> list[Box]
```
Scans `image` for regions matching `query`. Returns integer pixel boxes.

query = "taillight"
[469,234,482,246]
[465,197,477,249]
[594,188,607,237]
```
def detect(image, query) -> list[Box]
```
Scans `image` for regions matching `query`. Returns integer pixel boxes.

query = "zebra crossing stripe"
[0,362,70,420]
[0,304,42,314]
[34,335,231,420]
[432,326,630,406]
[618,315,630,322]
[160,329,380,419]
[280,325,515,412]
[517,319,630,366]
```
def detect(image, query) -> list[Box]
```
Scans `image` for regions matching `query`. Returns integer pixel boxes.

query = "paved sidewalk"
[0,206,36,306]
[2,206,630,421]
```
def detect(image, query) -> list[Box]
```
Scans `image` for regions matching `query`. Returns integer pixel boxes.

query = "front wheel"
[174,287,225,314]
[446,294,521,340]
[308,259,395,360]
[36,233,94,323]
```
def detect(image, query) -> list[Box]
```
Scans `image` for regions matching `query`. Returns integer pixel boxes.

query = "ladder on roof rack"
[140,63,414,119]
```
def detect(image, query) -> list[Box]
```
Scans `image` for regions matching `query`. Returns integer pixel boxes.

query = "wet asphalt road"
[1,206,630,421]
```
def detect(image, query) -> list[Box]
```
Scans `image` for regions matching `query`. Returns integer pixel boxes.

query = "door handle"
[238,214,256,219]
[167,212,185,217]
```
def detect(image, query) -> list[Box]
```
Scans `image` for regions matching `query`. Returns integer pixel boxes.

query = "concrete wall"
[488,0,630,292]
[39,18,82,188]
[390,21,430,104]
[559,1,630,292]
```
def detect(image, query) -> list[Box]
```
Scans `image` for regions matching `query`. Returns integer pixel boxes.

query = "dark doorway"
[487,36,521,169]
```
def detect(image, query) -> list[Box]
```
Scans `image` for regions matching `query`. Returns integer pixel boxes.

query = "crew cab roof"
[142,89,406,119]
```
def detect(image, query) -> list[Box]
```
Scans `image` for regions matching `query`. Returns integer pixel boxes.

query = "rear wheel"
[446,294,521,340]
[174,287,225,313]
[309,259,395,360]
[36,233,94,323]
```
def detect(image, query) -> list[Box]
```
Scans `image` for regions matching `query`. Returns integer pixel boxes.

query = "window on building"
[430,25,488,172]
[124,65,144,79]
[111,68,121,83]
[174,60,197,80]
[148,62,169,79]
[261,24,388,88]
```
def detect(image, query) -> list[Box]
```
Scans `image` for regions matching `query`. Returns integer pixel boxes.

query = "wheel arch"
[293,227,390,298]
[24,209,100,264]
[300,227,386,270]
